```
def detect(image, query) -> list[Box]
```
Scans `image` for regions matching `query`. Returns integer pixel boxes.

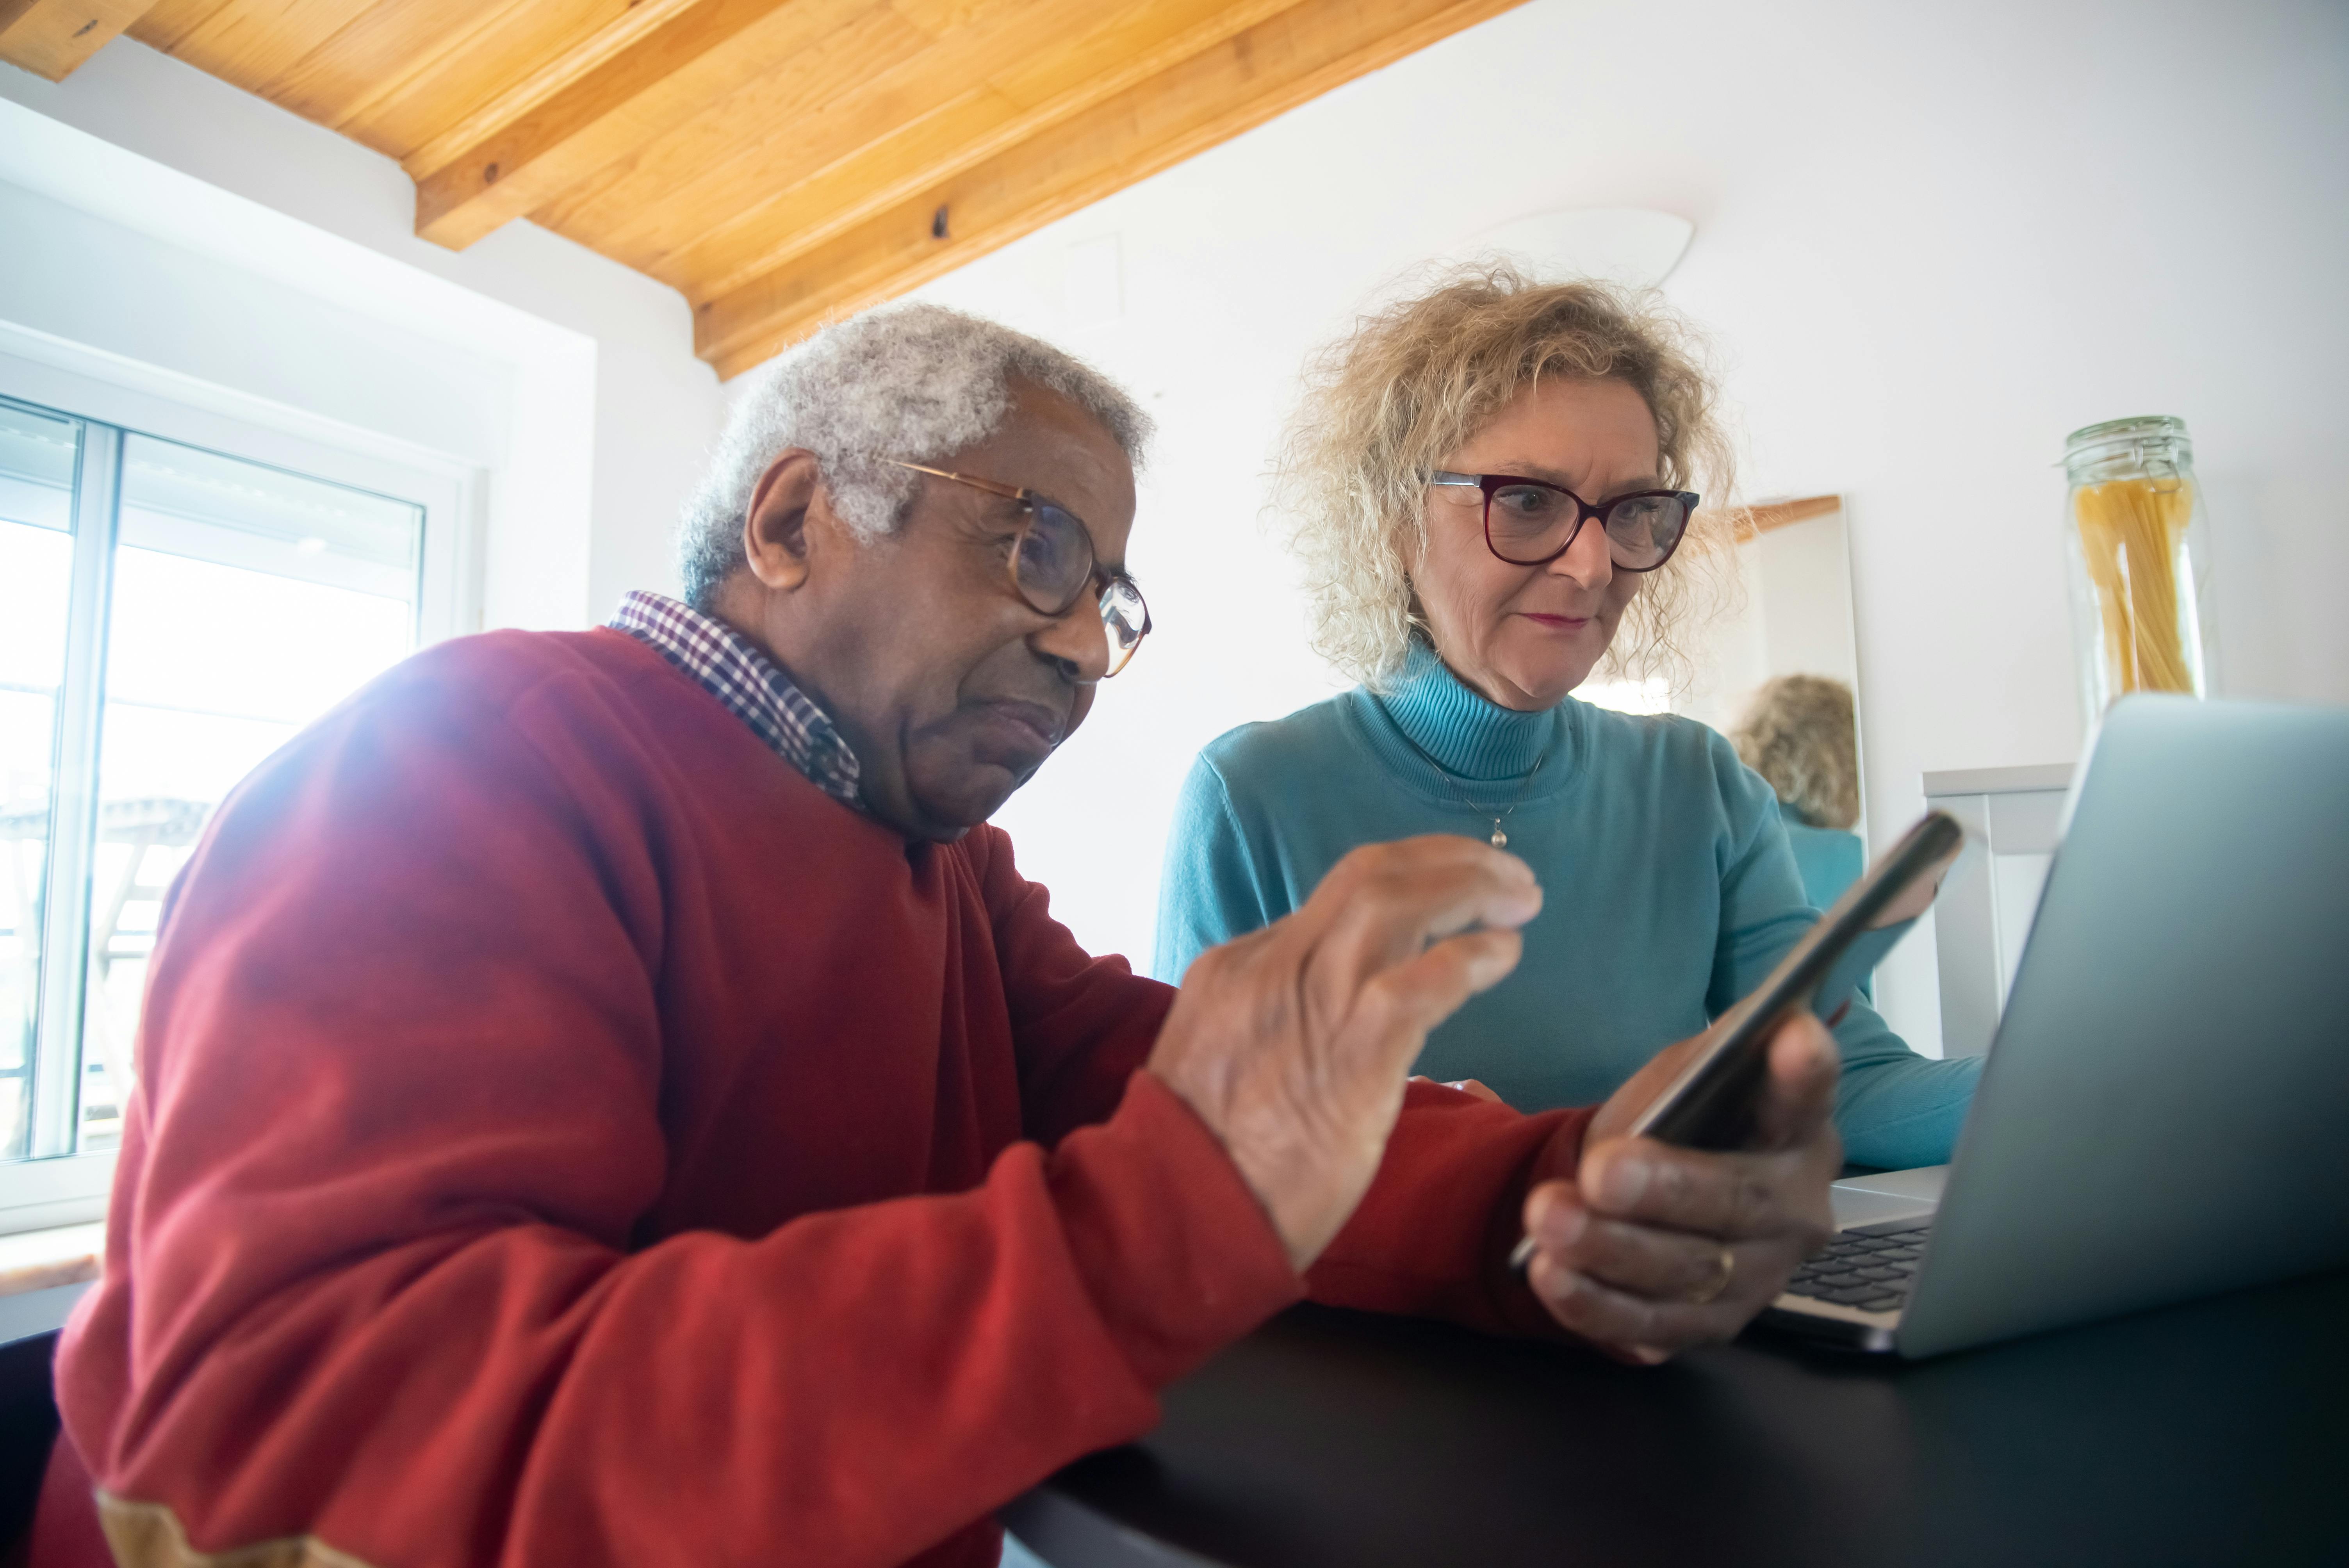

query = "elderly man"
[39,306,1841,1568]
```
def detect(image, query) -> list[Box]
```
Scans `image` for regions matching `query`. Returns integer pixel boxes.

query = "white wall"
[1,39,722,626]
[17,8,2333,1052]
[896,0,2349,1050]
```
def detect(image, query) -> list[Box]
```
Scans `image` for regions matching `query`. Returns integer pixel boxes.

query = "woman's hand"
[1516,1013,1841,1361]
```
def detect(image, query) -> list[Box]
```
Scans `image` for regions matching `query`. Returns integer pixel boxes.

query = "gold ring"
[1687,1245,1735,1305]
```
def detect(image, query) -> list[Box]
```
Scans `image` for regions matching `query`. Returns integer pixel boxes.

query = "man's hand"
[1151,837,1541,1271]
[1518,1013,1842,1362]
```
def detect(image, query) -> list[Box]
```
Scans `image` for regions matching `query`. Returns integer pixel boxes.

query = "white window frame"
[0,347,479,1234]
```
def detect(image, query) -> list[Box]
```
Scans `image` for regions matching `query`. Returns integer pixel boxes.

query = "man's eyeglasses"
[1428,470,1701,573]
[887,460,1151,679]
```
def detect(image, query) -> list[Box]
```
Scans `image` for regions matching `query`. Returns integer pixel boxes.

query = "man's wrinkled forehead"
[958,381,1139,559]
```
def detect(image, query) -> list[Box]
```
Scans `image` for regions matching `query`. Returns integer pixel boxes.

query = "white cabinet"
[1923,764,2076,1057]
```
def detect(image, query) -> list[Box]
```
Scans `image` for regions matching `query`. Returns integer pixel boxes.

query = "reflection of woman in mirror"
[1731,674,1873,998]
[1154,266,1977,1170]
[1731,675,1866,911]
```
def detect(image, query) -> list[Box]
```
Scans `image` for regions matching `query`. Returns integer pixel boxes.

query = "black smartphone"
[1508,810,1964,1275]
[1626,809,1964,1151]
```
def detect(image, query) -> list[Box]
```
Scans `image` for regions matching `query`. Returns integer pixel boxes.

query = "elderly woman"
[1731,674,1869,914]
[1730,673,1873,998]
[1153,269,1977,1170]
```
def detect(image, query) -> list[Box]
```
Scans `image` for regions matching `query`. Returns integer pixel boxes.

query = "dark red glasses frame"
[1428,470,1701,572]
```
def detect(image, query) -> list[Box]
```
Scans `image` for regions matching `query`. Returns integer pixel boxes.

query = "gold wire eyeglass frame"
[887,459,1151,678]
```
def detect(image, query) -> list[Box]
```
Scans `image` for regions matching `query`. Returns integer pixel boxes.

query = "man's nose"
[1030,600,1111,684]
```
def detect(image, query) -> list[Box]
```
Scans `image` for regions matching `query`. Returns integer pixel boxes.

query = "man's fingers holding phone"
[1517,1227,1772,1365]
[1510,816,1959,1359]
[1524,1179,1757,1298]
[1749,1010,1842,1152]
[1518,1012,1842,1360]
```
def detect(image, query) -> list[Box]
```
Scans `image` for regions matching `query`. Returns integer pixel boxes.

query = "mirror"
[1682,496,1859,713]
[1583,492,1869,886]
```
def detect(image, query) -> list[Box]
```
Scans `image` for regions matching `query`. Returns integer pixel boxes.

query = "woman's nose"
[1550,513,1615,590]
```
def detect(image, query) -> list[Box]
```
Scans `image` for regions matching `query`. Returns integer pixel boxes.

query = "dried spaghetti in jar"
[2062,415,2215,717]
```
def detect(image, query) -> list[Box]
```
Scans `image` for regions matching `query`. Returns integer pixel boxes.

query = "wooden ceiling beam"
[332,0,646,161]
[518,0,963,274]
[0,0,157,79]
[402,0,877,251]
[694,0,1529,378]
[123,0,234,58]
[127,0,383,101]
[260,0,561,145]
[633,0,1303,303]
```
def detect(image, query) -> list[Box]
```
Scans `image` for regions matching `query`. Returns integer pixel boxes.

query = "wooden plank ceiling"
[5,0,1528,378]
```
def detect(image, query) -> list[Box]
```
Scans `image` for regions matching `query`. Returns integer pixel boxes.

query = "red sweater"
[43,627,1588,1568]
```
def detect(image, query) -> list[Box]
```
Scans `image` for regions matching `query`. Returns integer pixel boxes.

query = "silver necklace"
[1393,732,1550,849]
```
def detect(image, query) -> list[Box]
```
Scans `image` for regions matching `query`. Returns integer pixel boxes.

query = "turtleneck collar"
[1367,636,1577,787]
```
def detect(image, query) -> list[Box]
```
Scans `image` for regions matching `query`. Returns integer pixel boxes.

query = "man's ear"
[741,451,823,592]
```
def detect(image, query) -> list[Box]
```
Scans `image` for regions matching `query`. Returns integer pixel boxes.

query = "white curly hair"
[677,302,1153,610]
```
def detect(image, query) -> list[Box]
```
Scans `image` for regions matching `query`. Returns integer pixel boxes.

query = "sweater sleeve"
[1308,1082,1595,1340]
[1711,753,1982,1169]
[978,824,1593,1341]
[966,824,1175,1150]
[1150,754,1276,984]
[57,662,1301,1568]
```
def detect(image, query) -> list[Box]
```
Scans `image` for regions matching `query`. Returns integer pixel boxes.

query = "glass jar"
[2061,415,2215,720]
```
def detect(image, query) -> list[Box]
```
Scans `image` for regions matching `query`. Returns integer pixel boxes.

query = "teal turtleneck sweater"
[1152,640,1980,1170]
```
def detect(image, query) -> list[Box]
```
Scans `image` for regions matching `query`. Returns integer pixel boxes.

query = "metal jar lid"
[2064,415,2191,480]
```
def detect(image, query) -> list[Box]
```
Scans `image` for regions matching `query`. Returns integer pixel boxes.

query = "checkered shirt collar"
[608,591,862,808]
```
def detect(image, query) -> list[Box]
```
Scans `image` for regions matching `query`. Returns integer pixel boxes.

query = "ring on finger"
[1685,1244,1735,1305]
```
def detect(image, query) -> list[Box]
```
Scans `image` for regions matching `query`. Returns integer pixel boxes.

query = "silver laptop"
[1760,694,2349,1356]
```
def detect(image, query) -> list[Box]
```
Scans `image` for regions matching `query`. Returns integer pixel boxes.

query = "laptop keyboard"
[1782,1217,1934,1314]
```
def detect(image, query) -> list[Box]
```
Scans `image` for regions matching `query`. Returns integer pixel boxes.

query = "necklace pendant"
[1490,826,1508,848]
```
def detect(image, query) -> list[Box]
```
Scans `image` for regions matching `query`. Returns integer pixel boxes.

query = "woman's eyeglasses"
[1428,470,1700,573]
[887,460,1151,679]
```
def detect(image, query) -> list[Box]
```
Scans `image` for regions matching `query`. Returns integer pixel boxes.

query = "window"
[0,385,461,1231]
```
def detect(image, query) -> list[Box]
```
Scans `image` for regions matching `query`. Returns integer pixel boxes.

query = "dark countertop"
[1009,1269,2349,1568]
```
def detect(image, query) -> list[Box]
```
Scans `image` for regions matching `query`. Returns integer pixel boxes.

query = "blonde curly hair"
[1731,674,1861,830]
[1274,264,1739,691]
